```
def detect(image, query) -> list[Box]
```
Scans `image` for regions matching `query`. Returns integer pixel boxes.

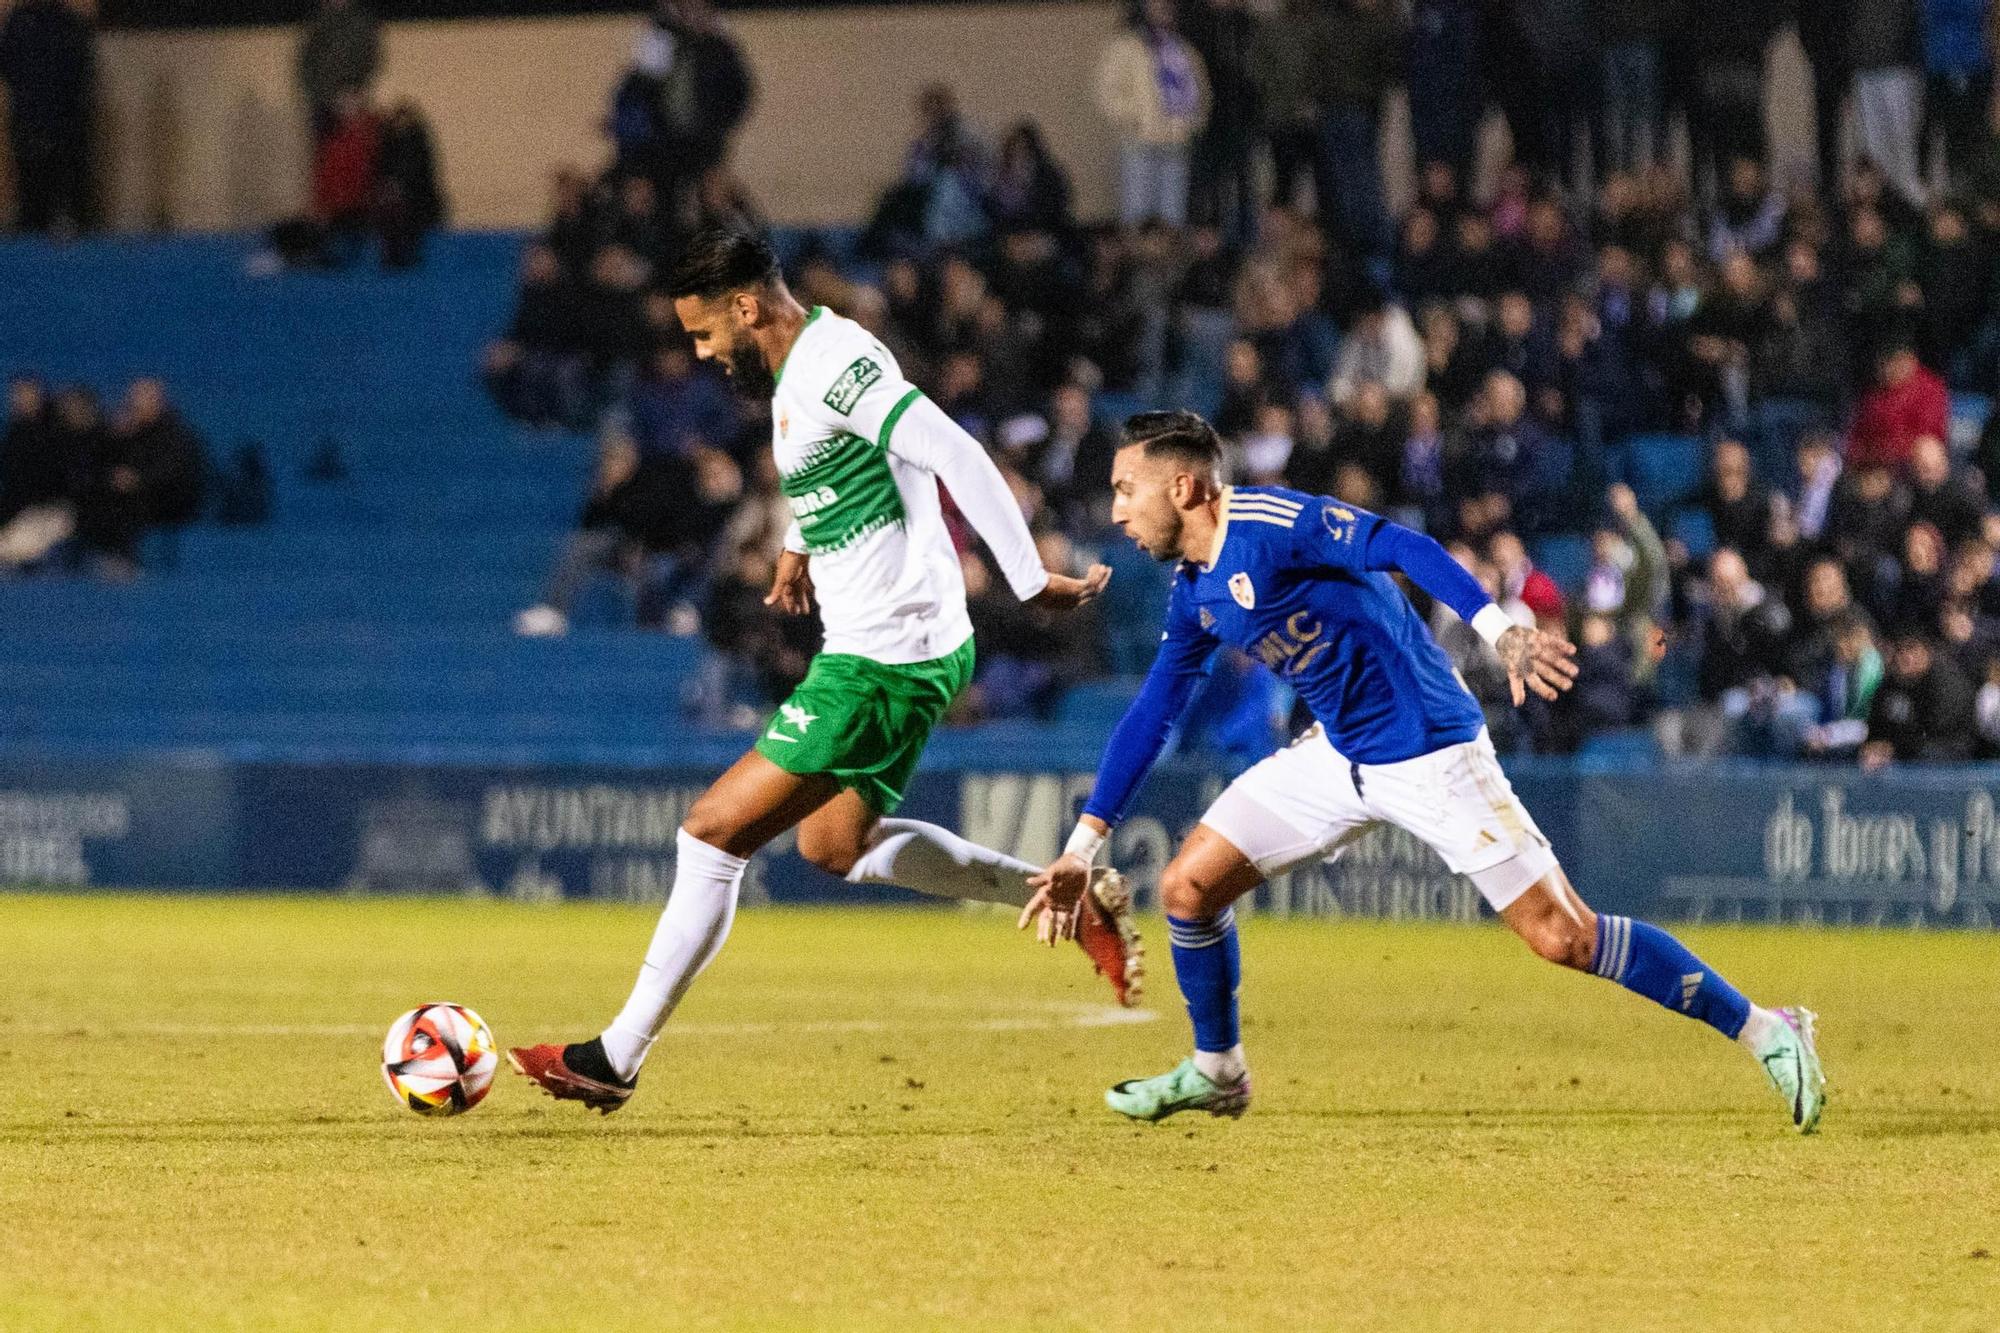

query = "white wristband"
[1064,824,1106,865]
[1470,604,1515,648]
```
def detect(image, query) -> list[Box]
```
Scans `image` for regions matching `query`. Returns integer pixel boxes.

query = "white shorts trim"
[1199,725,1557,912]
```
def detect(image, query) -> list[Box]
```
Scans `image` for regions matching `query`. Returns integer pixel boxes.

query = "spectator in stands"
[0,376,70,571]
[1907,432,1988,545]
[1754,241,1850,409]
[1547,612,1638,750]
[1096,0,1210,228]
[1852,0,1930,209]
[1915,201,1987,381]
[0,0,96,235]
[1863,629,1976,766]
[1799,610,1885,758]
[1673,546,1793,755]
[988,122,1073,237]
[73,379,205,578]
[1788,430,1845,541]
[1600,0,1666,175]
[1921,0,1996,190]
[1693,438,1776,563]
[1243,0,1314,212]
[311,88,383,266]
[1327,288,1424,407]
[1306,0,1401,265]
[1451,371,1560,533]
[1706,157,1786,261]
[632,0,755,208]
[1585,483,1670,674]
[516,397,742,637]
[1681,0,1781,203]
[1406,0,1483,191]
[375,100,445,269]
[484,244,591,429]
[1181,0,1260,244]
[1488,529,1568,626]
[1832,464,1919,620]
[1848,341,1950,472]
[867,83,992,255]
[296,0,379,144]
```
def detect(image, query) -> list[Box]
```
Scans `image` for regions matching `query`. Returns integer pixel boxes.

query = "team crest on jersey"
[1323,502,1357,545]
[778,409,790,439]
[1198,607,1216,630]
[823,357,883,414]
[1229,572,1256,609]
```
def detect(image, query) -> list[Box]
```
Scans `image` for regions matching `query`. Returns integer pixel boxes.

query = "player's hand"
[764,550,814,615]
[1018,852,1091,946]
[1028,564,1111,611]
[1496,623,1578,705]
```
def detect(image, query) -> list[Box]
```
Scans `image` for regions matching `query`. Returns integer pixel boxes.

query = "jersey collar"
[772,305,825,389]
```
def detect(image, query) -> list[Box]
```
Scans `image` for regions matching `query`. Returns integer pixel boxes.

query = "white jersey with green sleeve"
[770,306,1049,665]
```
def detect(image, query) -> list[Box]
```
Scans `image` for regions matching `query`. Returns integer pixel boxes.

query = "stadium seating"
[1623,432,1706,516]
[0,233,672,759]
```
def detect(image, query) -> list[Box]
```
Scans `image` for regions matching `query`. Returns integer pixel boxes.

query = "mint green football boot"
[1755,1006,1827,1134]
[1105,1058,1252,1123]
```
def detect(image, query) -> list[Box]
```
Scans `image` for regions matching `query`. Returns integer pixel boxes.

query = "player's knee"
[796,821,863,877]
[1519,909,1594,970]
[680,797,740,856]
[1159,862,1216,921]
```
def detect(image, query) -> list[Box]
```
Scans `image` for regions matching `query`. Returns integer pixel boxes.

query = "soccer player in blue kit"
[1023,411,1827,1132]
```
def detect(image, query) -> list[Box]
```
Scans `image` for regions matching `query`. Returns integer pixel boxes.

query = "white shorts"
[1200,724,1558,911]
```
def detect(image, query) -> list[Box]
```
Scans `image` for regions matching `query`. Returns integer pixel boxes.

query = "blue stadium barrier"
[2,744,1997,928]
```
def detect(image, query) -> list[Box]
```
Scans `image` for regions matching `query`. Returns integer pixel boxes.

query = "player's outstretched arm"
[886,392,1113,608]
[1344,512,1578,705]
[1020,596,1215,942]
[1028,564,1111,610]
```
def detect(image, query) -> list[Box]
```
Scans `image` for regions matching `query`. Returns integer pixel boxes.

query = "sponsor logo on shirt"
[822,357,883,414]
[789,485,840,523]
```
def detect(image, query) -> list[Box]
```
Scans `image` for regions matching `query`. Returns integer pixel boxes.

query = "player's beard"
[723,339,776,399]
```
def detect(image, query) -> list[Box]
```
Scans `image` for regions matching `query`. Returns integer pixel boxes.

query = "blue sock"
[1167,910,1240,1053]
[1592,914,1750,1039]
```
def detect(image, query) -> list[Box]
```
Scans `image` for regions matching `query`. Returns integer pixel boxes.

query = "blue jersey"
[1084,486,1493,826]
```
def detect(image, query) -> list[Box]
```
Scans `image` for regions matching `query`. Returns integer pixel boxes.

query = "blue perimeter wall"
[6,738,2000,928]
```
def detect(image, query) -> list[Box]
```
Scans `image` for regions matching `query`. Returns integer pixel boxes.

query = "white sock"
[600,829,745,1081]
[1193,1045,1248,1087]
[1737,1004,1784,1055]
[844,817,1037,908]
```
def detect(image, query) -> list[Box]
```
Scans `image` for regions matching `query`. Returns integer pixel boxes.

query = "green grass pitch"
[2,893,1997,1331]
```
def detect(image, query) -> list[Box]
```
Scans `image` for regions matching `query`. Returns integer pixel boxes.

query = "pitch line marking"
[0,1002,1157,1040]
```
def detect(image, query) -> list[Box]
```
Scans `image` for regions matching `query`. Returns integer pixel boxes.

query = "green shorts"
[753,638,975,813]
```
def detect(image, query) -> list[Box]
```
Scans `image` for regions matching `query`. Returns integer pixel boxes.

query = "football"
[381,1003,498,1117]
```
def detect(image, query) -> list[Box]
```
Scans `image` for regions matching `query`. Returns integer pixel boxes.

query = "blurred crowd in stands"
[0,376,210,578]
[492,0,2000,769]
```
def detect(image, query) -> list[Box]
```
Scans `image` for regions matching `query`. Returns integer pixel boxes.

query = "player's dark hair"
[665,227,781,301]
[1121,409,1222,475]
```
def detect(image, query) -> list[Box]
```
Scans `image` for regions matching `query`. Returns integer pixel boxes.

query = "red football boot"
[506,1039,636,1115]
[1077,867,1145,1007]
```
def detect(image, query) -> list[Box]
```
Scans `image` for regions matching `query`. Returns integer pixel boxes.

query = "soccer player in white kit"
[1023,411,1827,1132]
[509,229,1142,1112]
